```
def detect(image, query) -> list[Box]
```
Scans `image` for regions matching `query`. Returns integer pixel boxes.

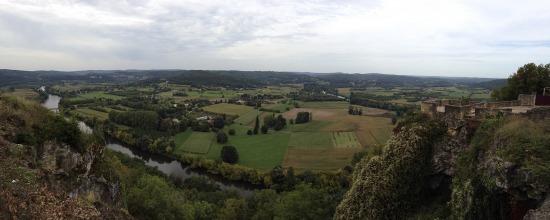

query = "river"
[41,89,258,196]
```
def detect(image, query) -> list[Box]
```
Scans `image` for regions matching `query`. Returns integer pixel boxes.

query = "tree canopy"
[221,146,239,164]
[492,63,550,101]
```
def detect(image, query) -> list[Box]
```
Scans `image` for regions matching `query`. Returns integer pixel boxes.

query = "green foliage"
[228,128,236,135]
[274,184,340,220]
[334,124,439,219]
[494,118,550,168]
[109,110,159,130]
[455,117,504,180]
[492,62,550,100]
[260,124,268,134]
[348,105,362,115]
[217,131,228,144]
[213,117,225,129]
[221,146,239,164]
[32,115,83,151]
[295,111,311,124]
[351,151,368,166]
[253,115,259,135]
[246,190,277,220]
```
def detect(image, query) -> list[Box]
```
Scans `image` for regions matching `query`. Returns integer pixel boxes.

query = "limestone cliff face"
[336,115,550,219]
[0,96,131,219]
[39,141,127,212]
[0,140,131,219]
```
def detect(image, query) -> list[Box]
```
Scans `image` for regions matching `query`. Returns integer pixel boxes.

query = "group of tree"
[348,105,362,115]
[109,110,159,130]
[491,62,550,101]
[350,92,418,114]
[263,113,287,131]
[295,112,312,124]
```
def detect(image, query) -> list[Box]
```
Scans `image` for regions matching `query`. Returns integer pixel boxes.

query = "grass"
[172,130,193,154]
[73,108,109,120]
[301,101,353,109]
[235,109,262,125]
[202,103,254,116]
[181,132,215,154]
[289,132,333,148]
[332,132,362,148]
[262,103,294,112]
[288,121,359,132]
[12,89,38,100]
[282,147,361,170]
[78,92,125,100]
[206,125,291,170]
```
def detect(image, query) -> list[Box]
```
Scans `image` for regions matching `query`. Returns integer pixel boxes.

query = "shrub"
[221,146,239,164]
[217,131,228,144]
[228,128,236,135]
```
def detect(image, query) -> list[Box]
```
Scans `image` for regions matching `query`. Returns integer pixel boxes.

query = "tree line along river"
[41,89,258,197]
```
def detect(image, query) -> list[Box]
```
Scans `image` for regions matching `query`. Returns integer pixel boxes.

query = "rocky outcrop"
[524,196,550,220]
[40,140,99,178]
[38,140,128,215]
[484,153,549,201]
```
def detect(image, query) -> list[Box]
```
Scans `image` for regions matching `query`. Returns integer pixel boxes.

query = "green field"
[202,103,254,116]
[181,132,215,154]
[78,92,125,100]
[288,120,358,133]
[206,125,291,170]
[262,103,294,112]
[73,108,109,120]
[288,132,333,148]
[234,109,262,125]
[332,132,361,148]
[301,101,351,109]
[282,147,361,170]
[172,130,193,154]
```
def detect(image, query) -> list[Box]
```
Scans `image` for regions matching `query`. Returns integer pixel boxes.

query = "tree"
[391,115,398,125]
[264,114,276,127]
[217,131,228,144]
[295,112,311,124]
[213,117,225,129]
[253,115,260,134]
[261,124,269,134]
[221,146,239,164]
[492,62,550,101]
[274,115,287,131]
[219,198,249,220]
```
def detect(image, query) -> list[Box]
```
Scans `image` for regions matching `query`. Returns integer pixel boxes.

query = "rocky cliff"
[0,96,132,219]
[335,113,550,219]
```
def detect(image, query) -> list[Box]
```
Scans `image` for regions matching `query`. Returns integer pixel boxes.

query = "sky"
[1,0,550,78]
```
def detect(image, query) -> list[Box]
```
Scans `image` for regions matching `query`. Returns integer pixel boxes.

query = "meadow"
[202,103,254,116]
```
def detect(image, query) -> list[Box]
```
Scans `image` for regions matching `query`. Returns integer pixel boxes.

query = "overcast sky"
[1,0,549,78]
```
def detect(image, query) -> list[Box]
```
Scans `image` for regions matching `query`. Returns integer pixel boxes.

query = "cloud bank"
[1,0,549,77]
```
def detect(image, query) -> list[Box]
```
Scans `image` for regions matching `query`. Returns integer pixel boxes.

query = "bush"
[217,131,228,144]
[221,146,239,164]
[228,128,236,135]
[261,125,268,134]
[247,130,253,135]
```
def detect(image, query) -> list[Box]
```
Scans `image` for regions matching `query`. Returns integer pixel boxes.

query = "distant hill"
[0,68,503,89]
[474,79,507,89]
